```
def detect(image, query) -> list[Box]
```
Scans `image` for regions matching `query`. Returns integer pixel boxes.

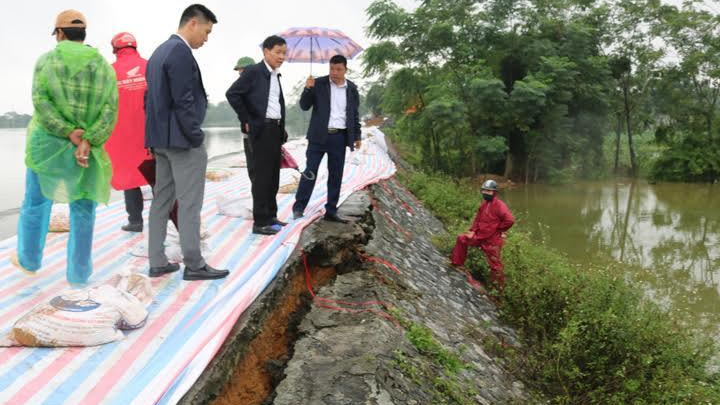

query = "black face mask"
[483,193,494,201]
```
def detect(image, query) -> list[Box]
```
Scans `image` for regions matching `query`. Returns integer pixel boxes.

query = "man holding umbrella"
[292,55,361,223]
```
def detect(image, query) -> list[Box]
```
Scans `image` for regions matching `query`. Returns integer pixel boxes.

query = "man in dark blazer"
[292,55,362,223]
[144,4,228,280]
[226,35,288,235]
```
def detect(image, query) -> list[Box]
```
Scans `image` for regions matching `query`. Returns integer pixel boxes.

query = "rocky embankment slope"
[181,178,530,405]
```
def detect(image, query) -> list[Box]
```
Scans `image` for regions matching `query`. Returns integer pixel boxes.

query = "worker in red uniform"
[106,32,179,232]
[105,32,152,232]
[450,180,514,290]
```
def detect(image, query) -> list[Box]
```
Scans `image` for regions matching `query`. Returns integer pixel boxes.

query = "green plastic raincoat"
[25,40,118,204]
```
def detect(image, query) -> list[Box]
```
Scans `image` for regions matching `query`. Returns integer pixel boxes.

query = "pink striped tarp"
[0,128,395,405]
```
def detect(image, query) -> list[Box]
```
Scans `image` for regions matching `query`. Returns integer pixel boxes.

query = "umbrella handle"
[300,168,316,181]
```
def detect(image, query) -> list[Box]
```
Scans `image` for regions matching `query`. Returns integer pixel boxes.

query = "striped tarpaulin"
[0,127,395,405]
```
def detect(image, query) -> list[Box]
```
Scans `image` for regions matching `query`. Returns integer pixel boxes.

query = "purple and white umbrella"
[277,27,363,73]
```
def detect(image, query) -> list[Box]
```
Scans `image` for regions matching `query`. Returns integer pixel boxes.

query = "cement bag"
[1,273,152,347]
[141,185,153,200]
[166,221,209,241]
[229,157,247,168]
[278,176,300,194]
[49,204,70,232]
[130,234,212,261]
[216,195,253,219]
[166,240,213,263]
[206,168,233,181]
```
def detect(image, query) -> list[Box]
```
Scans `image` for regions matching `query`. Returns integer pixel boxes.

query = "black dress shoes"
[183,264,229,281]
[323,213,349,224]
[271,218,288,227]
[122,223,143,232]
[252,224,281,235]
[149,262,180,277]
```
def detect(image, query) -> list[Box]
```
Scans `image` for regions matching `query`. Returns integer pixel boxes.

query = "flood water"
[504,181,720,338]
[2,127,717,340]
[0,127,260,238]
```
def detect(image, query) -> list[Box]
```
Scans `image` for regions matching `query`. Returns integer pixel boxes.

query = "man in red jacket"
[105,32,152,232]
[451,180,515,290]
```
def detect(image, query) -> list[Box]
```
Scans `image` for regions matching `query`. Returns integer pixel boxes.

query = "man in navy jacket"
[226,35,288,235]
[144,4,228,281]
[292,55,362,223]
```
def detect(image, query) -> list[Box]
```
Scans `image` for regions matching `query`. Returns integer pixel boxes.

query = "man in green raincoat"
[13,10,118,286]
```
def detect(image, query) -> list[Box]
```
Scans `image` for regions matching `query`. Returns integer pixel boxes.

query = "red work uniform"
[105,47,151,190]
[451,196,515,289]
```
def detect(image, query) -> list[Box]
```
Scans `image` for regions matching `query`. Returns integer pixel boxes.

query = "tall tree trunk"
[524,156,530,185]
[623,83,638,177]
[707,112,713,141]
[614,117,622,174]
[431,127,441,171]
[504,153,513,179]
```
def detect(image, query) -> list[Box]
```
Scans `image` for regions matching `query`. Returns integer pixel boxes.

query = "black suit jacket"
[145,35,207,149]
[299,76,361,150]
[225,61,286,138]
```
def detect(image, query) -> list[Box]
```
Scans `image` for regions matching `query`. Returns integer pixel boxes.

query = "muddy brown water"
[503,181,720,340]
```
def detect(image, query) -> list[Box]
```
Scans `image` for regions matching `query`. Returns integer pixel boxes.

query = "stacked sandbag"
[216,195,253,219]
[1,273,153,347]
[49,204,70,232]
[205,169,233,181]
[278,176,300,194]
[130,221,212,262]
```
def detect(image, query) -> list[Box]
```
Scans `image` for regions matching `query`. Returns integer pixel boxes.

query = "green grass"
[390,308,478,404]
[396,168,720,405]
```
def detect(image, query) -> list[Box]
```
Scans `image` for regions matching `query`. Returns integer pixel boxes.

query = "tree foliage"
[363,0,720,183]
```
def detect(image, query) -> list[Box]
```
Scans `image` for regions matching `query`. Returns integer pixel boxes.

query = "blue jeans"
[17,169,97,284]
[293,133,347,216]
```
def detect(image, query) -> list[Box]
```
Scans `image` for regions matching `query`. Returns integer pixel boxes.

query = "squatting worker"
[450,180,515,291]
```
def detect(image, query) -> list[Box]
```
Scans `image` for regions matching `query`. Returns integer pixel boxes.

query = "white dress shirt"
[264,60,282,119]
[328,79,347,129]
[173,33,191,49]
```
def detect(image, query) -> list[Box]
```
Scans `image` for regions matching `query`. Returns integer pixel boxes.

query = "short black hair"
[330,55,347,67]
[262,35,286,50]
[60,27,86,41]
[179,4,217,27]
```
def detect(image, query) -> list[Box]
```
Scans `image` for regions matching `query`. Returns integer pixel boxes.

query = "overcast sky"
[1,0,708,115]
[0,0,418,115]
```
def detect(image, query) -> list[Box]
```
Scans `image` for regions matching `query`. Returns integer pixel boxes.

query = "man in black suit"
[226,35,288,235]
[144,4,228,280]
[292,55,362,223]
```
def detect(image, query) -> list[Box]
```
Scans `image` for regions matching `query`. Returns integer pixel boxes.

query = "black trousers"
[243,137,255,184]
[124,187,143,225]
[250,123,282,226]
[293,131,347,215]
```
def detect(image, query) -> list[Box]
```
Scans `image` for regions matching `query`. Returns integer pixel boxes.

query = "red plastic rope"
[380,181,414,214]
[369,193,412,239]
[301,250,399,326]
[358,252,401,275]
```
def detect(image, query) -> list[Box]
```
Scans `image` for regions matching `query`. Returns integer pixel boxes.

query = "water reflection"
[204,127,245,161]
[505,181,720,336]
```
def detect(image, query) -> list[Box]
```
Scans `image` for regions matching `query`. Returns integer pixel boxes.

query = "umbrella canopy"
[277,27,363,64]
